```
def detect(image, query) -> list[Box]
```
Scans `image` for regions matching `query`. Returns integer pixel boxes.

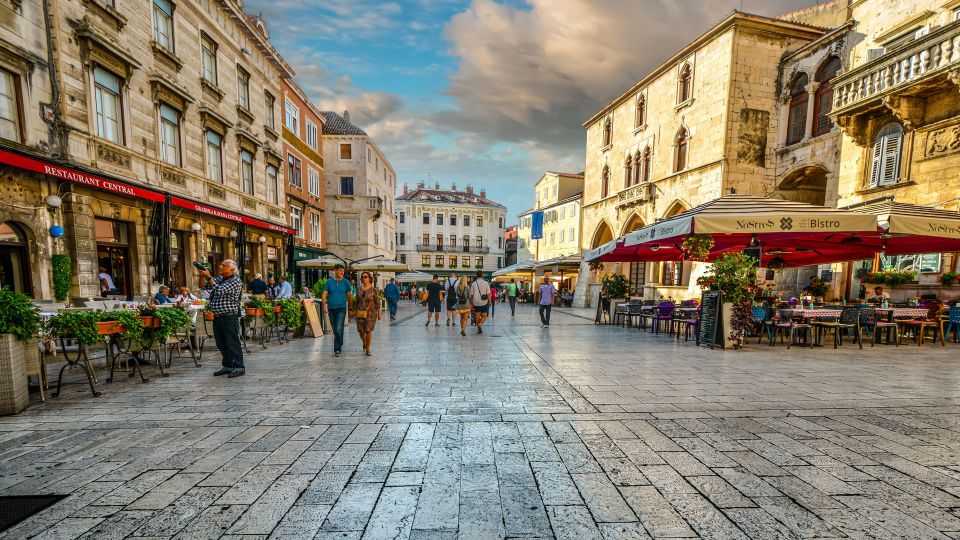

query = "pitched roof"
[396,187,505,209]
[320,112,367,136]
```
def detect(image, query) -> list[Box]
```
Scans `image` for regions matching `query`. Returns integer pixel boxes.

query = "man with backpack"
[444,274,458,326]
[469,270,491,334]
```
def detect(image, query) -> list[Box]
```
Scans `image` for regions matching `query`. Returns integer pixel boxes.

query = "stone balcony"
[415,244,491,254]
[831,20,960,142]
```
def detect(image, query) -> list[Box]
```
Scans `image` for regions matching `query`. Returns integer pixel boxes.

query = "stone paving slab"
[3,303,960,538]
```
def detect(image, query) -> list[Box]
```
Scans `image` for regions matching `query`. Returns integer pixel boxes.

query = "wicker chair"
[898,303,946,346]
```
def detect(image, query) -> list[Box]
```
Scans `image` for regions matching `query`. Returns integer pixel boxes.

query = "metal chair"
[812,306,862,349]
[770,308,813,349]
[898,304,946,346]
[858,307,899,346]
[944,306,960,343]
[652,302,675,335]
[751,306,774,344]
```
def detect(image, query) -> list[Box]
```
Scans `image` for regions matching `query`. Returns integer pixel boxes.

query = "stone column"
[62,193,98,298]
[804,82,820,141]
[572,259,591,308]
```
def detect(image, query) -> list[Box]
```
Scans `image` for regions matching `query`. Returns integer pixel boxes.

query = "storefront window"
[96,218,130,299]
[206,236,224,270]
[880,253,941,274]
[0,221,30,296]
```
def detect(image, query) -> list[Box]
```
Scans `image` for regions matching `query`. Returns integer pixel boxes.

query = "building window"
[237,67,250,110]
[634,94,646,128]
[153,0,174,51]
[475,256,483,268]
[309,213,321,242]
[159,104,180,166]
[267,164,278,204]
[290,205,303,238]
[240,150,254,195]
[663,261,682,286]
[464,215,470,227]
[601,165,610,198]
[449,255,457,268]
[477,216,483,227]
[422,212,430,225]
[399,232,405,245]
[549,232,555,245]
[436,234,443,248]
[264,92,275,130]
[306,119,318,149]
[475,235,482,247]
[499,217,504,228]
[307,167,320,197]
[569,227,575,241]
[340,143,352,159]
[463,236,470,249]
[205,130,222,182]
[498,237,503,248]
[450,214,457,226]
[678,63,692,103]
[787,74,808,145]
[624,155,633,187]
[421,233,430,246]
[421,255,430,267]
[288,154,302,188]
[0,69,21,143]
[870,122,903,187]
[339,176,354,195]
[435,255,443,266]
[674,128,689,172]
[954,7,960,21]
[437,213,444,226]
[497,257,502,268]
[602,117,612,147]
[399,211,405,224]
[94,66,123,144]
[201,33,217,85]
[449,234,457,246]
[813,57,841,137]
[284,99,298,135]
[399,254,407,264]
[642,146,651,182]
[337,217,358,244]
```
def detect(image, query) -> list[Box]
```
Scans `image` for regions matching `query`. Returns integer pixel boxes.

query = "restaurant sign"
[887,215,960,239]
[170,196,296,235]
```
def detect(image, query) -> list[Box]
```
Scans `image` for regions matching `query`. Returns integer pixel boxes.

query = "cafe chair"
[859,307,899,346]
[945,306,960,343]
[751,306,774,344]
[770,308,813,349]
[898,303,946,346]
[652,302,675,335]
[637,300,658,330]
[673,307,702,343]
[811,306,861,349]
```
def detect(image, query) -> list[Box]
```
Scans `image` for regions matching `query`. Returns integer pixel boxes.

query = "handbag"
[356,309,368,319]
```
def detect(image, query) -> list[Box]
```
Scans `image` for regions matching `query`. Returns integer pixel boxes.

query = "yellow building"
[516,172,583,263]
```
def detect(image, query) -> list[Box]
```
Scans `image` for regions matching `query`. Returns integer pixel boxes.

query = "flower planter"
[97,321,126,335]
[274,305,283,313]
[140,316,162,328]
[246,308,265,317]
[0,334,29,415]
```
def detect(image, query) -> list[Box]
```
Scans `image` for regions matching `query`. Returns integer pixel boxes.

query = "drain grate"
[0,495,67,531]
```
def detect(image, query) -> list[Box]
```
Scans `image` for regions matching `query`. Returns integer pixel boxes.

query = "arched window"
[786,74,809,145]
[0,221,31,296]
[635,94,645,128]
[813,56,841,137]
[601,165,610,198]
[870,122,903,187]
[641,146,651,183]
[674,128,688,172]
[632,151,641,185]
[678,64,692,103]
[624,155,633,187]
[602,117,612,147]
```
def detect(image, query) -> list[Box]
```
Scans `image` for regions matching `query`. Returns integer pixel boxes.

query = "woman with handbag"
[453,276,472,336]
[354,272,382,356]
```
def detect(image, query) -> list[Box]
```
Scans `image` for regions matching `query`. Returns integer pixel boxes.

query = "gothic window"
[641,146,651,182]
[677,63,692,103]
[634,94,645,128]
[674,128,688,172]
[602,117,612,147]
[624,155,633,188]
[632,151,641,185]
[813,56,841,137]
[870,122,903,187]
[601,165,610,198]
[787,73,808,145]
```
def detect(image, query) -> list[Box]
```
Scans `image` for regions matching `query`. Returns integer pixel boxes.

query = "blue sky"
[246,0,820,220]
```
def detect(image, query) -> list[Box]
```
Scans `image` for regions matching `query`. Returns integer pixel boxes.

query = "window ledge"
[236,105,255,125]
[263,125,279,141]
[200,78,224,102]
[150,41,183,71]
[632,124,647,135]
[82,0,127,30]
[674,98,694,111]
[601,144,612,153]
[857,179,917,195]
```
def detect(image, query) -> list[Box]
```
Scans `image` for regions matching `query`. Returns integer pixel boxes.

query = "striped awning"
[584,237,622,262]
[847,198,960,239]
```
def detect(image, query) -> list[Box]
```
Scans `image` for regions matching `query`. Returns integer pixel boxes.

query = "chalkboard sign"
[698,291,723,349]
[302,299,324,338]
[820,269,833,281]
[764,269,775,281]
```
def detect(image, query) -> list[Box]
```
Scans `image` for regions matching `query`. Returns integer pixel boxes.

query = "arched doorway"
[777,166,828,206]
[590,221,613,250]
[0,221,32,296]
[621,214,646,294]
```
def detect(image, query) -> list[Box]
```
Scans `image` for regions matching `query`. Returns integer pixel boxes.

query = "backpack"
[456,286,468,305]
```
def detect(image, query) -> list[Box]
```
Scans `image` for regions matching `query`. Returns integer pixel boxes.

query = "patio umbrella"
[492,259,539,278]
[606,195,880,267]
[846,198,960,255]
[295,256,343,269]
[534,254,583,271]
[351,260,409,272]
[395,271,434,283]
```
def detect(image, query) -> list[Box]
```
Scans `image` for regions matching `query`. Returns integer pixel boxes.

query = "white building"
[320,111,397,278]
[516,172,584,264]
[395,183,507,276]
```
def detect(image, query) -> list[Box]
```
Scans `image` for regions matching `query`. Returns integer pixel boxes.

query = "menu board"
[698,291,723,349]
[302,299,323,338]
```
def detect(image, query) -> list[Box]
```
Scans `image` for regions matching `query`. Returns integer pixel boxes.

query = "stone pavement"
[3,302,960,539]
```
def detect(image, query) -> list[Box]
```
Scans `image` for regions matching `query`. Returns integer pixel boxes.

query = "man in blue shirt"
[384,278,400,321]
[322,264,353,356]
[153,286,173,304]
[276,275,293,299]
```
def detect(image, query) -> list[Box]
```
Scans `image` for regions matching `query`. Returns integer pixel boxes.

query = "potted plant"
[766,256,786,272]
[697,252,758,349]
[150,306,192,345]
[601,273,629,302]
[245,297,268,317]
[941,272,958,286]
[44,310,102,346]
[682,233,714,261]
[589,260,605,273]
[0,287,40,415]
[136,306,163,329]
[97,310,145,343]
[802,276,830,299]
[313,277,327,298]
[275,298,304,332]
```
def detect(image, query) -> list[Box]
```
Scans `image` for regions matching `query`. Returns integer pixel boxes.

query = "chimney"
[343,110,350,123]
[403,183,408,195]
[435,182,440,190]
[466,185,474,194]
[451,182,456,191]
[480,189,486,198]
[417,181,424,189]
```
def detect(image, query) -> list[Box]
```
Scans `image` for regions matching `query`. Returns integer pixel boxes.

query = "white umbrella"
[296,256,342,269]
[395,271,434,283]
[351,260,409,272]
[492,259,539,277]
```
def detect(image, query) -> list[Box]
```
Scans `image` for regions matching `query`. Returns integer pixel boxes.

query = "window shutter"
[879,131,902,186]
[869,136,884,187]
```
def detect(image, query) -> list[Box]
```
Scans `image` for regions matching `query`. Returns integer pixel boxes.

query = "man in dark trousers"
[199,259,245,378]
[425,275,444,327]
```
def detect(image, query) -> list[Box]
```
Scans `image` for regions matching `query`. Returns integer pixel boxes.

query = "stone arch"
[590,220,614,249]
[777,165,829,206]
[0,215,39,297]
[661,200,689,219]
[619,213,645,236]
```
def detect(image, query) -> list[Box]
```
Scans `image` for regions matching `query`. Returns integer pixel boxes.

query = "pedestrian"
[275,275,293,299]
[354,271,382,356]
[199,260,245,378]
[322,264,353,357]
[410,285,418,303]
[98,266,120,297]
[469,270,491,334]
[384,278,400,320]
[425,274,444,327]
[452,276,471,336]
[489,285,497,317]
[444,274,458,326]
[539,276,557,328]
[266,277,278,299]
[248,273,269,298]
[507,278,519,316]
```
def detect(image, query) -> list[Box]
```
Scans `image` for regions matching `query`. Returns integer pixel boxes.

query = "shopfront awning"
[492,259,539,277]
[534,254,582,271]
[846,198,960,254]
[395,271,434,283]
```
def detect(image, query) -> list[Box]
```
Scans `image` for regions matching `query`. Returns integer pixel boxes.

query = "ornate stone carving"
[96,143,131,169]
[161,168,186,186]
[924,124,960,158]
[948,68,960,92]
[243,197,257,210]
[882,95,925,130]
[831,37,845,57]
[207,184,226,200]
[835,115,870,147]
[268,207,280,217]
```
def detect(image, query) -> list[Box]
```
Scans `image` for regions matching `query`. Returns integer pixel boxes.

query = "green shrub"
[45,310,100,345]
[0,287,39,341]
[51,254,71,302]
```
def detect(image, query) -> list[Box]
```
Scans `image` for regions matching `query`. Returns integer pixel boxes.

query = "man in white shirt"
[275,276,294,299]
[98,266,119,296]
[469,270,491,334]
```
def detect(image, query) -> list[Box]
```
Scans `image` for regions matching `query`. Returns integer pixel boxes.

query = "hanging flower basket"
[139,316,162,328]
[246,308,265,316]
[682,233,714,261]
[96,321,125,335]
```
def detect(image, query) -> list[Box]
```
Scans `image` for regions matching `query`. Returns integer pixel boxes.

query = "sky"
[246,0,823,221]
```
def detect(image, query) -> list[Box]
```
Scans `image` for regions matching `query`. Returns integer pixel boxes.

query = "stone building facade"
[395,183,506,277]
[516,172,583,264]
[576,13,825,305]
[0,0,296,300]
[320,111,396,285]
[281,79,325,289]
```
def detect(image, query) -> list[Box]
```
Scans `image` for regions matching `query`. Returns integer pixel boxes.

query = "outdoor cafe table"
[782,307,928,321]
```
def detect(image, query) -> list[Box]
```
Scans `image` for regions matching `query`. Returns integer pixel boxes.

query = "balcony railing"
[368,196,383,221]
[415,244,491,254]
[832,21,960,115]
